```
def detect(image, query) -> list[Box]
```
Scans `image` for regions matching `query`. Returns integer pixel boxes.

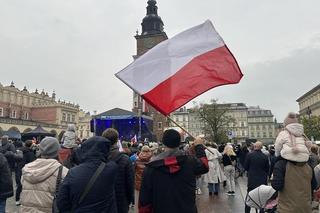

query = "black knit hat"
[162,129,181,148]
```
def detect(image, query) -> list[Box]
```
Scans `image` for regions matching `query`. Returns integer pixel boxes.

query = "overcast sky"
[1,0,319,121]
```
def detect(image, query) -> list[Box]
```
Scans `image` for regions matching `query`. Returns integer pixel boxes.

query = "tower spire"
[141,0,164,35]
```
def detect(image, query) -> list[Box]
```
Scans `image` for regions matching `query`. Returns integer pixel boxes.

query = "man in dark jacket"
[57,136,118,213]
[15,140,36,205]
[244,141,269,213]
[102,128,134,213]
[139,129,209,213]
[271,157,316,213]
[0,135,16,171]
[0,152,14,212]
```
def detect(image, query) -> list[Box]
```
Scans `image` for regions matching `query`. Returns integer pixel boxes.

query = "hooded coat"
[57,136,118,213]
[135,150,153,191]
[0,153,13,200]
[138,145,209,213]
[0,138,16,170]
[275,123,311,162]
[203,147,223,184]
[20,158,68,213]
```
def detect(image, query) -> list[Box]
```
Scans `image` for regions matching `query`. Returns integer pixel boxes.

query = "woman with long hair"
[222,145,237,195]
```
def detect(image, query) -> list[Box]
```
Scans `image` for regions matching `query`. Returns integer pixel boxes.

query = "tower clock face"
[143,38,155,49]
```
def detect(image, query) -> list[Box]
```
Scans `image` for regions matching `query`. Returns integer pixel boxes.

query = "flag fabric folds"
[116,20,243,116]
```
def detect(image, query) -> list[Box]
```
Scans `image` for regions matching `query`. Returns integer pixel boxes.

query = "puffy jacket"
[57,136,118,213]
[0,153,13,199]
[61,124,77,149]
[135,151,152,191]
[20,159,68,213]
[275,123,311,162]
[139,145,208,213]
[108,147,135,213]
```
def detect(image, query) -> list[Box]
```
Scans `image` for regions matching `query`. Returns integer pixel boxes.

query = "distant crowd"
[0,112,319,213]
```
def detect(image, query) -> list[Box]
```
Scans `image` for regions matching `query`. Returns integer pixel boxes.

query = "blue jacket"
[57,136,118,213]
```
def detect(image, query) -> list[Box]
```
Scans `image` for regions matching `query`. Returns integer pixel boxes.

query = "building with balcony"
[297,84,320,117]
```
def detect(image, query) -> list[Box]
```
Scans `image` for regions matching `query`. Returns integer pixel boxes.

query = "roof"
[95,108,136,117]
[297,84,320,102]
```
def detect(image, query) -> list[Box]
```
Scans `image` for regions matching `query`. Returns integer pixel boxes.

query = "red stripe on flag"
[142,45,243,115]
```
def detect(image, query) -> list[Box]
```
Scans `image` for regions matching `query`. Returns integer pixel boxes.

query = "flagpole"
[166,116,214,154]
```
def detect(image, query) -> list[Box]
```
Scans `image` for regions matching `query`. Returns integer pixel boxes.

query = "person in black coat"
[57,136,118,213]
[244,141,269,213]
[0,135,16,171]
[139,130,209,213]
[102,128,135,213]
[0,153,14,212]
[15,140,36,204]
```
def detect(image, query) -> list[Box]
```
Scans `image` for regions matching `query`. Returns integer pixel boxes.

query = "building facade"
[247,106,275,144]
[188,109,205,138]
[224,103,249,143]
[78,110,93,140]
[132,0,168,141]
[297,84,320,117]
[0,82,80,138]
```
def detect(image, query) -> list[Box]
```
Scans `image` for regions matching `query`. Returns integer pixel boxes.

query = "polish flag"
[116,20,243,116]
[131,134,137,144]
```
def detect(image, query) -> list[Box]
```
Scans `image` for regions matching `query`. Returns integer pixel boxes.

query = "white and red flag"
[116,20,243,116]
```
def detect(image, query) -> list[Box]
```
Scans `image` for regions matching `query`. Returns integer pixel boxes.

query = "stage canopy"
[92,108,154,141]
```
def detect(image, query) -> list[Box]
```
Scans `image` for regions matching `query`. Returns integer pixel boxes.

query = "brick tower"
[132,0,168,141]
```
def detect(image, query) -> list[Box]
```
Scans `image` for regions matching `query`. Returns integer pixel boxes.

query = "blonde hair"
[223,145,236,156]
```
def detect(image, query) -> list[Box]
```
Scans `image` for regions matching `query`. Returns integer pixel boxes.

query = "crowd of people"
[0,111,319,213]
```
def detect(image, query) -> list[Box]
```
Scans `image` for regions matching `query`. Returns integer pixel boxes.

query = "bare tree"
[193,100,235,143]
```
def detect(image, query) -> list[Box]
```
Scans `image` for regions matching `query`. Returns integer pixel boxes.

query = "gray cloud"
[0,0,320,120]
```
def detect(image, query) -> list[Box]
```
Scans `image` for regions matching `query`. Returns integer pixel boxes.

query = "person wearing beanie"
[139,129,209,213]
[20,137,68,213]
[275,112,311,162]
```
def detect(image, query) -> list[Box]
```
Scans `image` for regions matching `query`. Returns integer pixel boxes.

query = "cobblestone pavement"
[6,176,251,213]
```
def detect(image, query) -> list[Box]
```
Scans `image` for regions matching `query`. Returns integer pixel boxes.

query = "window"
[269,132,273,137]
[134,101,137,107]
[257,132,261,138]
[158,122,162,130]
[67,114,71,122]
[0,108,3,117]
[263,132,267,138]
[72,115,75,122]
[62,113,66,121]
[25,112,29,120]
[11,110,17,118]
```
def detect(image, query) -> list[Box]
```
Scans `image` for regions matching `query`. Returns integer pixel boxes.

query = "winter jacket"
[16,146,36,171]
[309,153,320,169]
[0,139,16,170]
[61,124,77,149]
[222,154,236,167]
[0,153,13,200]
[135,151,152,191]
[108,147,134,213]
[138,144,209,213]
[244,150,269,190]
[20,158,68,213]
[203,147,223,184]
[275,123,311,162]
[57,136,118,213]
[271,158,316,213]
